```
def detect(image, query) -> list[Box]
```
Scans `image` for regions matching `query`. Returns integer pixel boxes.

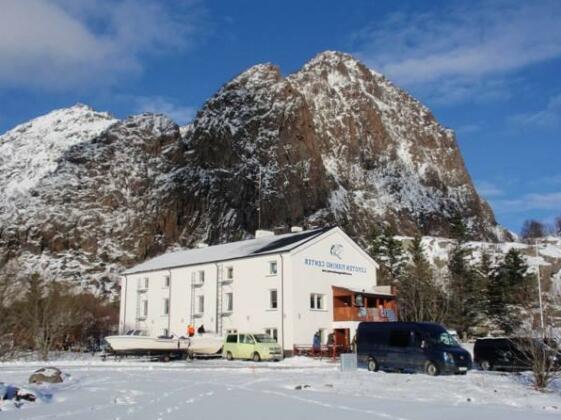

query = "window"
[225,292,233,312]
[162,298,169,315]
[269,261,278,275]
[389,330,411,348]
[164,275,170,288]
[269,289,278,310]
[162,328,169,337]
[240,334,255,344]
[140,277,149,289]
[265,328,278,342]
[198,270,205,283]
[142,299,148,317]
[226,334,238,343]
[310,293,324,310]
[198,295,205,313]
[226,266,234,280]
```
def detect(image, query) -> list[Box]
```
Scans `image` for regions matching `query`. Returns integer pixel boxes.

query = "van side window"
[389,330,410,347]
[226,334,237,343]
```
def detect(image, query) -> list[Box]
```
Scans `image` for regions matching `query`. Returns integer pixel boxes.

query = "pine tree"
[398,236,447,322]
[474,250,492,318]
[368,225,406,286]
[488,248,532,334]
[449,212,469,242]
[446,240,478,337]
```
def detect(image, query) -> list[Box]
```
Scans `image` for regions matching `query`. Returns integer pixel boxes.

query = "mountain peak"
[0,104,117,202]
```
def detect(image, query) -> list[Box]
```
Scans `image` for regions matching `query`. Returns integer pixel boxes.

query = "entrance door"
[334,329,350,349]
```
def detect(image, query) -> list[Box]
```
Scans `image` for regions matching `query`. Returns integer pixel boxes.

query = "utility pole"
[535,240,545,336]
[257,167,262,230]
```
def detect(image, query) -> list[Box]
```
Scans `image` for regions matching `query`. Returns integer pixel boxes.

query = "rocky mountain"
[0,51,510,292]
[185,51,503,243]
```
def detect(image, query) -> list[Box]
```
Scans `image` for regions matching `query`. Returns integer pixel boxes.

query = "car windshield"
[253,334,276,343]
[428,331,459,347]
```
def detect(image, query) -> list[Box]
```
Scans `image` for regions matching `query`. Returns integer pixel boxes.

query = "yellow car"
[223,333,283,361]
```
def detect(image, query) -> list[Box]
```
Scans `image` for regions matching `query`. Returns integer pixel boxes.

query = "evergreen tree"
[449,212,469,242]
[398,236,447,322]
[446,240,478,337]
[369,225,406,286]
[473,250,492,319]
[488,248,532,334]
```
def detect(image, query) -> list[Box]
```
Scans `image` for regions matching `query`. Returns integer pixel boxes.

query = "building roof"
[123,226,335,275]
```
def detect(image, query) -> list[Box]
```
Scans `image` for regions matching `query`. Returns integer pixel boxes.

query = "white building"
[119,226,396,353]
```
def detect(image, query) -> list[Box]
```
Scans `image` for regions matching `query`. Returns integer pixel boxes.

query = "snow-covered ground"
[1,355,560,419]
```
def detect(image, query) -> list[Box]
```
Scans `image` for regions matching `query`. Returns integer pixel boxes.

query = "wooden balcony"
[333,306,388,322]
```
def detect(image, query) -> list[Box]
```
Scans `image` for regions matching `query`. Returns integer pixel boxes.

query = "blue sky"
[1,0,560,234]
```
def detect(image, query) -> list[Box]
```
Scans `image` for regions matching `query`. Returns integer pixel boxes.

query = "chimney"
[290,226,303,233]
[255,229,275,238]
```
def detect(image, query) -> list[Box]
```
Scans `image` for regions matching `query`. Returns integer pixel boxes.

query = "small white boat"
[105,330,223,356]
[188,334,223,355]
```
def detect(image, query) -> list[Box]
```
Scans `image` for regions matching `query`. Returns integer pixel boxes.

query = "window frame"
[197,295,205,314]
[310,293,325,310]
[225,292,233,312]
[269,289,278,310]
[162,297,170,316]
[265,328,278,342]
[164,275,170,288]
[268,261,278,275]
[226,266,234,280]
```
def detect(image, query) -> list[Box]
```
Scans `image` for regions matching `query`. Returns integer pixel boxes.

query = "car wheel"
[252,352,261,362]
[367,357,379,372]
[480,360,492,371]
[226,351,234,361]
[425,361,439,376]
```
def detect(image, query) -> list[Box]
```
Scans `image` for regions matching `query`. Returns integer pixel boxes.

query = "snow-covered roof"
[123,226,334,275]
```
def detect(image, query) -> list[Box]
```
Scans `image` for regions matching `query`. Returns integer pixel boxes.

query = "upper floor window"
[225,292,234,312]
[199,270,205,284]
[310,293,324,310]
[269,261,278,275]
[226,266,234,280]
[269,289,278,310]
[164,275,170,288]
[163,298,169,315]
[198,295,205,314]
[142,299,148,317]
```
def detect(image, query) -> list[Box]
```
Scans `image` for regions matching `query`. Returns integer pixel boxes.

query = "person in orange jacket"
[187,324,195,337]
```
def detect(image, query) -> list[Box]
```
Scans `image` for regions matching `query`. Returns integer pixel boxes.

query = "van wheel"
[425,361,439,376]
[480,360,492,371]
[252,352,261,362]
[226,351,233,361]
[367,358,379,372]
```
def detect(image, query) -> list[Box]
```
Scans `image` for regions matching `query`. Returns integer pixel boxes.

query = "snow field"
[1,355,560,419]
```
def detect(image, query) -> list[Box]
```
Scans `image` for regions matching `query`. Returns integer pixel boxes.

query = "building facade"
[119,226,396,352]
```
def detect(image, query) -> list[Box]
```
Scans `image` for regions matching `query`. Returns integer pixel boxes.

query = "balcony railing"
[333,306,388,322]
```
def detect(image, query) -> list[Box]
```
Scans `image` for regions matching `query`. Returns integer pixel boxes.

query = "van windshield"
[428,331,459,347]
[253,334,276,343]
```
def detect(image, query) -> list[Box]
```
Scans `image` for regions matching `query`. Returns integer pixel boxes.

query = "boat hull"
[105,335,223,356]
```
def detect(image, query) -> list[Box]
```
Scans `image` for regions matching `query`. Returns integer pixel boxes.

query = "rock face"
[185,51,499,242]
[0,51,505,292]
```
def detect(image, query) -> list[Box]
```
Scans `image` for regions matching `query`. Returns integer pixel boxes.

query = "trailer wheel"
[252,352,261,362]
[226,351,234,361]
[160,354,170,363]
[425,361,439,376]
[367,357,379,372]
[480,360,492,371]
